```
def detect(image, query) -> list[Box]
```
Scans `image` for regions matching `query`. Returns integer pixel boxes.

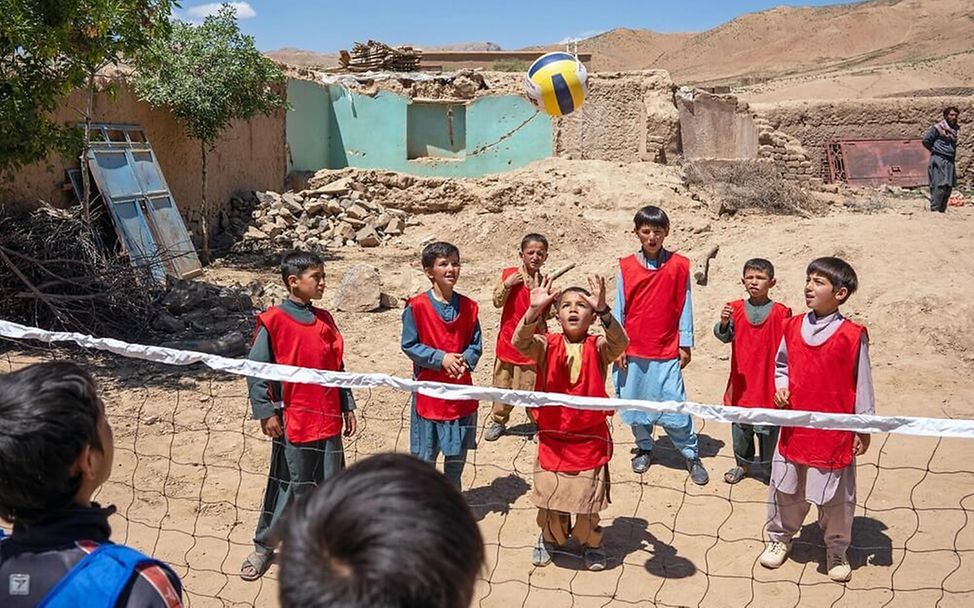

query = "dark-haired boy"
[401,242,483,490]
[0,362,183,607]
[714,258,791,484]
[613,205,709,485]
[242,250,357,581]
[515,276,628,572]
[278,453,484,608]
[759,257,874,583]
[485,233,550,442]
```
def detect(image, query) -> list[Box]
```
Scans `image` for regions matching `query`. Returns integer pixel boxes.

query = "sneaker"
[631,450,653,474]
[583,547,607,571]
[687,458,710,486]
[827,549,852,582]
[483,421,505,442]
[532,535,553,567]
[759,540,792,569]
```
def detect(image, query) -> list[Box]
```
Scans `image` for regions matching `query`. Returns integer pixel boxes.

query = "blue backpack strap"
[38,543,176,608]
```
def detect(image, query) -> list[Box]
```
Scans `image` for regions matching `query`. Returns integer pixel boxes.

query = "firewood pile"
[339,40,421,72]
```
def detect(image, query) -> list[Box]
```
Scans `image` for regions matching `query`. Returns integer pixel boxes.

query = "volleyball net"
[1,319,973,608]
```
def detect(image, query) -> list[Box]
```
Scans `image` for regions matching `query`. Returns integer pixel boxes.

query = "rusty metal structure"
[826,138,929,187]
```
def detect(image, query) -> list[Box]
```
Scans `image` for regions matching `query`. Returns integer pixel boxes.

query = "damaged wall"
[553,70,680,163]
[677,90,759,160]
[5,80,287,241]
[752,98,974,185]
[287,76,552,178]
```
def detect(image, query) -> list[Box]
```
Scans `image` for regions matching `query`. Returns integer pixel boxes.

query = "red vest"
[778,315,866,470]
[409,292,480,421]
[619,253,689,360]
[531,334,613,472]
[256,306,344,443]
[495,267,546,366]
[722,300,792,408]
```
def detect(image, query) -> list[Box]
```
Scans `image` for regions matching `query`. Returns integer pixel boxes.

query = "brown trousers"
[537,509,602,548]
[490,358,537,425]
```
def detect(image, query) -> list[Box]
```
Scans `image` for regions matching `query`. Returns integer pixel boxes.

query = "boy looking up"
[242,251,357,581]
[514,276,628,572]
[714,258,791,484]
[759,257,874,583]
[401,241,483,490]
[613,206,709,485]
[485,233,550,442]
[0,362,182,607]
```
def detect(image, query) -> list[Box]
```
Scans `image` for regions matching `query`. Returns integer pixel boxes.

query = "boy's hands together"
[442,352,467,378]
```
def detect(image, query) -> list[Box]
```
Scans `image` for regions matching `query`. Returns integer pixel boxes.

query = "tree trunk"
[79,71,97,228]
[200,140,210,265]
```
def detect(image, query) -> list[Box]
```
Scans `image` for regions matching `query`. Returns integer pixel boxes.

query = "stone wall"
[4,79,287,243]
[751,98,974,185]
[553,70,680,163]
[753,115,820,184]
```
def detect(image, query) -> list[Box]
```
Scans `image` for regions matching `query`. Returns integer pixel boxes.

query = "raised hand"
[582,275,607,313]
[529,275,560,311]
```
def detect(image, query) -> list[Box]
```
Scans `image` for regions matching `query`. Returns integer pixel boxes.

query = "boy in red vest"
[759,257,874,583]
[484,233,549,442]
[714,258,792,485]
[401,241,483,490]
[242,251,357,581]
[613,206,709,485]
[514,275,628,572]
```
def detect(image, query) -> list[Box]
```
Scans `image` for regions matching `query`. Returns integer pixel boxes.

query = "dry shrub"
[684,160,824,216]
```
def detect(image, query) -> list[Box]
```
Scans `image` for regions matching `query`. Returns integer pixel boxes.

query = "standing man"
[923,106,960,213]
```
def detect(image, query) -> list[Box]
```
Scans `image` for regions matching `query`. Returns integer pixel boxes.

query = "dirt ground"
[4,159,974,607]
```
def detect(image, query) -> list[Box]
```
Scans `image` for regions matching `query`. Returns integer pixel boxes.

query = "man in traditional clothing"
[923,106,960,213]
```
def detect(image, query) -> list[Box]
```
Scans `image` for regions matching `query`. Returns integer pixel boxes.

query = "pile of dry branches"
[0,205,161,341]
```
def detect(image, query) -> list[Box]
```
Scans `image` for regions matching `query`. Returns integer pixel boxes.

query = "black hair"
[807,257,858,302]
[0,361,104,524]
[557,286,592,306]
[944,106,960,119]
[421,241,460,269]
[281,250,324,286]
[743,258,775,279]
[278,453,484,608]
[520,233,549,251]
[633,205,670,231]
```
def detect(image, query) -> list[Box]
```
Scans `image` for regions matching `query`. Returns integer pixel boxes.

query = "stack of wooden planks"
[339,40,422,72]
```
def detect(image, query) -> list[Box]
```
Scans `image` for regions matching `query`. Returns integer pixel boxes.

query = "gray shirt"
[923,125,958,160]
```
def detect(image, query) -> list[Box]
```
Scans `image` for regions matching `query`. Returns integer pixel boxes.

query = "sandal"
[240,550,275,581]
[723,466,747,485]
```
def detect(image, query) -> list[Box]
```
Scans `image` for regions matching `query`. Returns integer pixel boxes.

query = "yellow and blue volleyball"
[523,52,588,117]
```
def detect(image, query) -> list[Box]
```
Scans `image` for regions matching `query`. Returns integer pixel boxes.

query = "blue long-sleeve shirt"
[612,249,694,350]
[401,290,483,374]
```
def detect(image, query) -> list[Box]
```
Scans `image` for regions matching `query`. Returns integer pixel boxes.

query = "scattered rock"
[356,226,381,247]
[379,292,400,309]
[333,264,382,312]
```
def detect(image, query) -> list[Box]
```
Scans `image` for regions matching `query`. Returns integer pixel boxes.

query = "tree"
[0,0,175,216]
[132,4,288,263]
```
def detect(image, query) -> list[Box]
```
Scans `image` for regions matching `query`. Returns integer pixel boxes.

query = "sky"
[175,0,858,52]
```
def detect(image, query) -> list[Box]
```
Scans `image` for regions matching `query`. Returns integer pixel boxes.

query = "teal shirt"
[247,298,355,420]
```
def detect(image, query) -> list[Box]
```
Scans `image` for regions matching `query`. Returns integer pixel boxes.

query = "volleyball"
[523,52,588,117]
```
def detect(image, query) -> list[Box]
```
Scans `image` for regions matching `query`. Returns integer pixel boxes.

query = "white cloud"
[183,2,257,21]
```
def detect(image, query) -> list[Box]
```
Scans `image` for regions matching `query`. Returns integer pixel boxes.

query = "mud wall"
[752,98,974,185]
[553,70,680,163]
[4,80,286,242]
[678,90,759,160]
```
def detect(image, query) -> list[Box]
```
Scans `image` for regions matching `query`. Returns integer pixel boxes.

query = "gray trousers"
[766,486,854,552]
[732,423,778,476]
[929,155,955,213]
[253,428,345,553]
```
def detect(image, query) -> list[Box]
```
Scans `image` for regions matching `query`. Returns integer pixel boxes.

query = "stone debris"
[220,181,414,253]
[333,264,382,312]
[156,279,258,357]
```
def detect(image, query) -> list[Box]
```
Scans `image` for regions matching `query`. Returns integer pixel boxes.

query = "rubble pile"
[222,177,414,252]
[153,279,258,356]
[339,40,422,72]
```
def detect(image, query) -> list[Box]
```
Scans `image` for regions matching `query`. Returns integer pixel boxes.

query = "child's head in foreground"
[0,361,113,525]
[519,233,549,276]
[277,453,485,608]
[804,257,858,316]
[281,250,325,302]
[741,258,776,302]
[632,206,670,257]
[422,241,462,292]
[556,287,597,341]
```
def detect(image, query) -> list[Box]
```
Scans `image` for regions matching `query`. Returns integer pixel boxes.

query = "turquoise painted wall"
[287,79,553,178]
[286,80,331,172]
